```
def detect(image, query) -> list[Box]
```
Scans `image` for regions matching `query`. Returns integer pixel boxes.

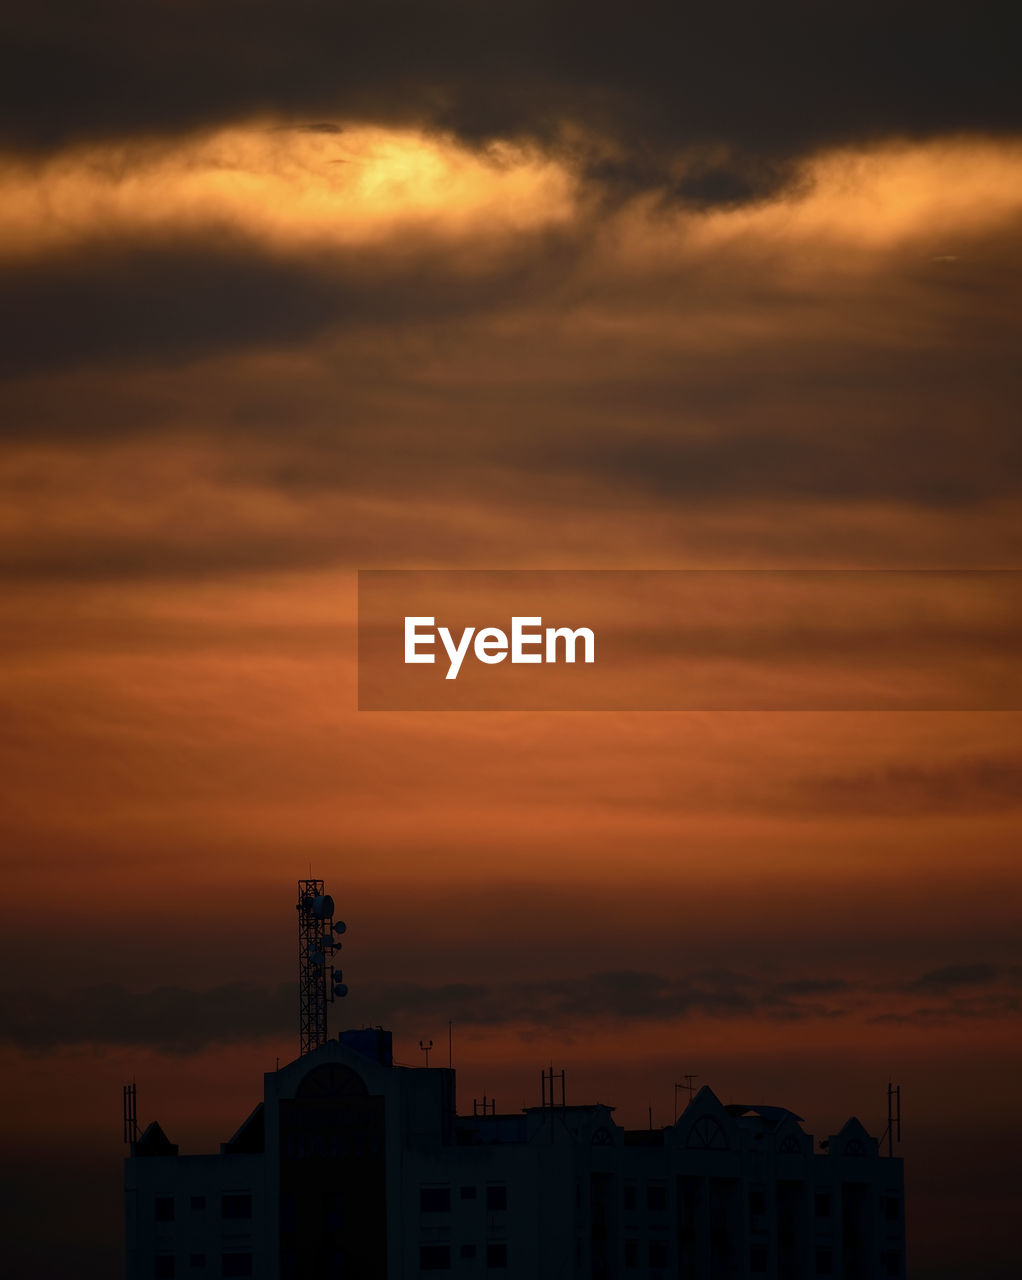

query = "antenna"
[880,1081,902,1157]
[541,1066,566,1108]
[122,1082,139,1147]
[675,1073,698,1122]
[419,1039,434,1067]
[297,879,347,1056]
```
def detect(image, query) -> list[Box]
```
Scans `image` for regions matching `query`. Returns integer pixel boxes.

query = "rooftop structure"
[125,1027,905,1279]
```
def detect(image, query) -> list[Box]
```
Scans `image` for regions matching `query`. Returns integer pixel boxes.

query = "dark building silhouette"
[124,1027,905,1279]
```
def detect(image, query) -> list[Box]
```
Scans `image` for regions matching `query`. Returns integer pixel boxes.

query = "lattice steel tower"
[296,878,347,1056]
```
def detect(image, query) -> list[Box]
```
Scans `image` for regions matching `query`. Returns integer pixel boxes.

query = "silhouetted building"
[125,1028,905,1279]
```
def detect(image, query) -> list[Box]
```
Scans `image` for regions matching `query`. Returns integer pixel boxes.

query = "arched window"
[295,1063,369,1099]
[685,1115,728,1150]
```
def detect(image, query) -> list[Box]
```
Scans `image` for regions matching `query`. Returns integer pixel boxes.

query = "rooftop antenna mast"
[880,1081,902,1157]
[122,1081,139,1149]
[675,1073,698,1122]
[541,1066,566,1143]
[297,878,347,1056]
[541,1066,566,1108]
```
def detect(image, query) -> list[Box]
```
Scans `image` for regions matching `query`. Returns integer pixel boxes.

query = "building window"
[749,1189,766,1217]
[816,1246,833,1275]
[885,1250,902,1277]
[624,1238,638,1268]
[623,1183,637,1211]
[815,1191,832,1218]
[460,1185,477,1200]
[647,1183,667,1213]
[686,1115,727,1150]
[190,1196,206,1211]
[460,1244,477,1259]
[419,1244,451,1271]
[420,1186,451,1214]
[884,1196,901,1222]
[221,1255,252,1278]
[750,1245,768,1273]
[155,1197,175,1223]
[221,1194,252,1220]
[189,1257,206,1270]
[648,1240,669,1268]
[155,1259,175,1279]
[486,1243,508,1269]
[486,1185,507,1212]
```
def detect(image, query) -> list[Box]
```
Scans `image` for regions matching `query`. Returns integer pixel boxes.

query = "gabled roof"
[134,1120,178,1158]
[725,1104,805,1129]
[827,1115,878,1156]
[221,1102,264,1154]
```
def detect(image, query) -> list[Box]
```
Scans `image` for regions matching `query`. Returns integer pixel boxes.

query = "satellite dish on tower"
[297,878,351,1056]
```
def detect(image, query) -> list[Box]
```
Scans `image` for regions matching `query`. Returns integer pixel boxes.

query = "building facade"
[125,1029,905,1279]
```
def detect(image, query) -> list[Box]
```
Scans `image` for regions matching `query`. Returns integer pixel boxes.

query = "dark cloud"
[546,418,1022,508]
[9,963,1006,1053]
[909,961,1004,993]
[367,967,850,1025]
[2,3,1020,200]
[0,524,354,583]
[804,757,1022,816]
[2,969,830,1053]
[0,981,297,1054]
[771,978,851,998]
[2,220,1020,533]
[869,961,1022,1024]
[0,229,581,382]
[0,242,342,380]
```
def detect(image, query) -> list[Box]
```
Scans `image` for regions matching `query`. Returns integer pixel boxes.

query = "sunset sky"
[1,5,1021,1277]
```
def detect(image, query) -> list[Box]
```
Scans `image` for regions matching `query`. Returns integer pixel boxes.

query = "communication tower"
[296,878,347,1055]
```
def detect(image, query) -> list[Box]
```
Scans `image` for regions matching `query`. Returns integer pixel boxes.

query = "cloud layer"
[4,958,1019,1053]
[3,2,1020,201]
